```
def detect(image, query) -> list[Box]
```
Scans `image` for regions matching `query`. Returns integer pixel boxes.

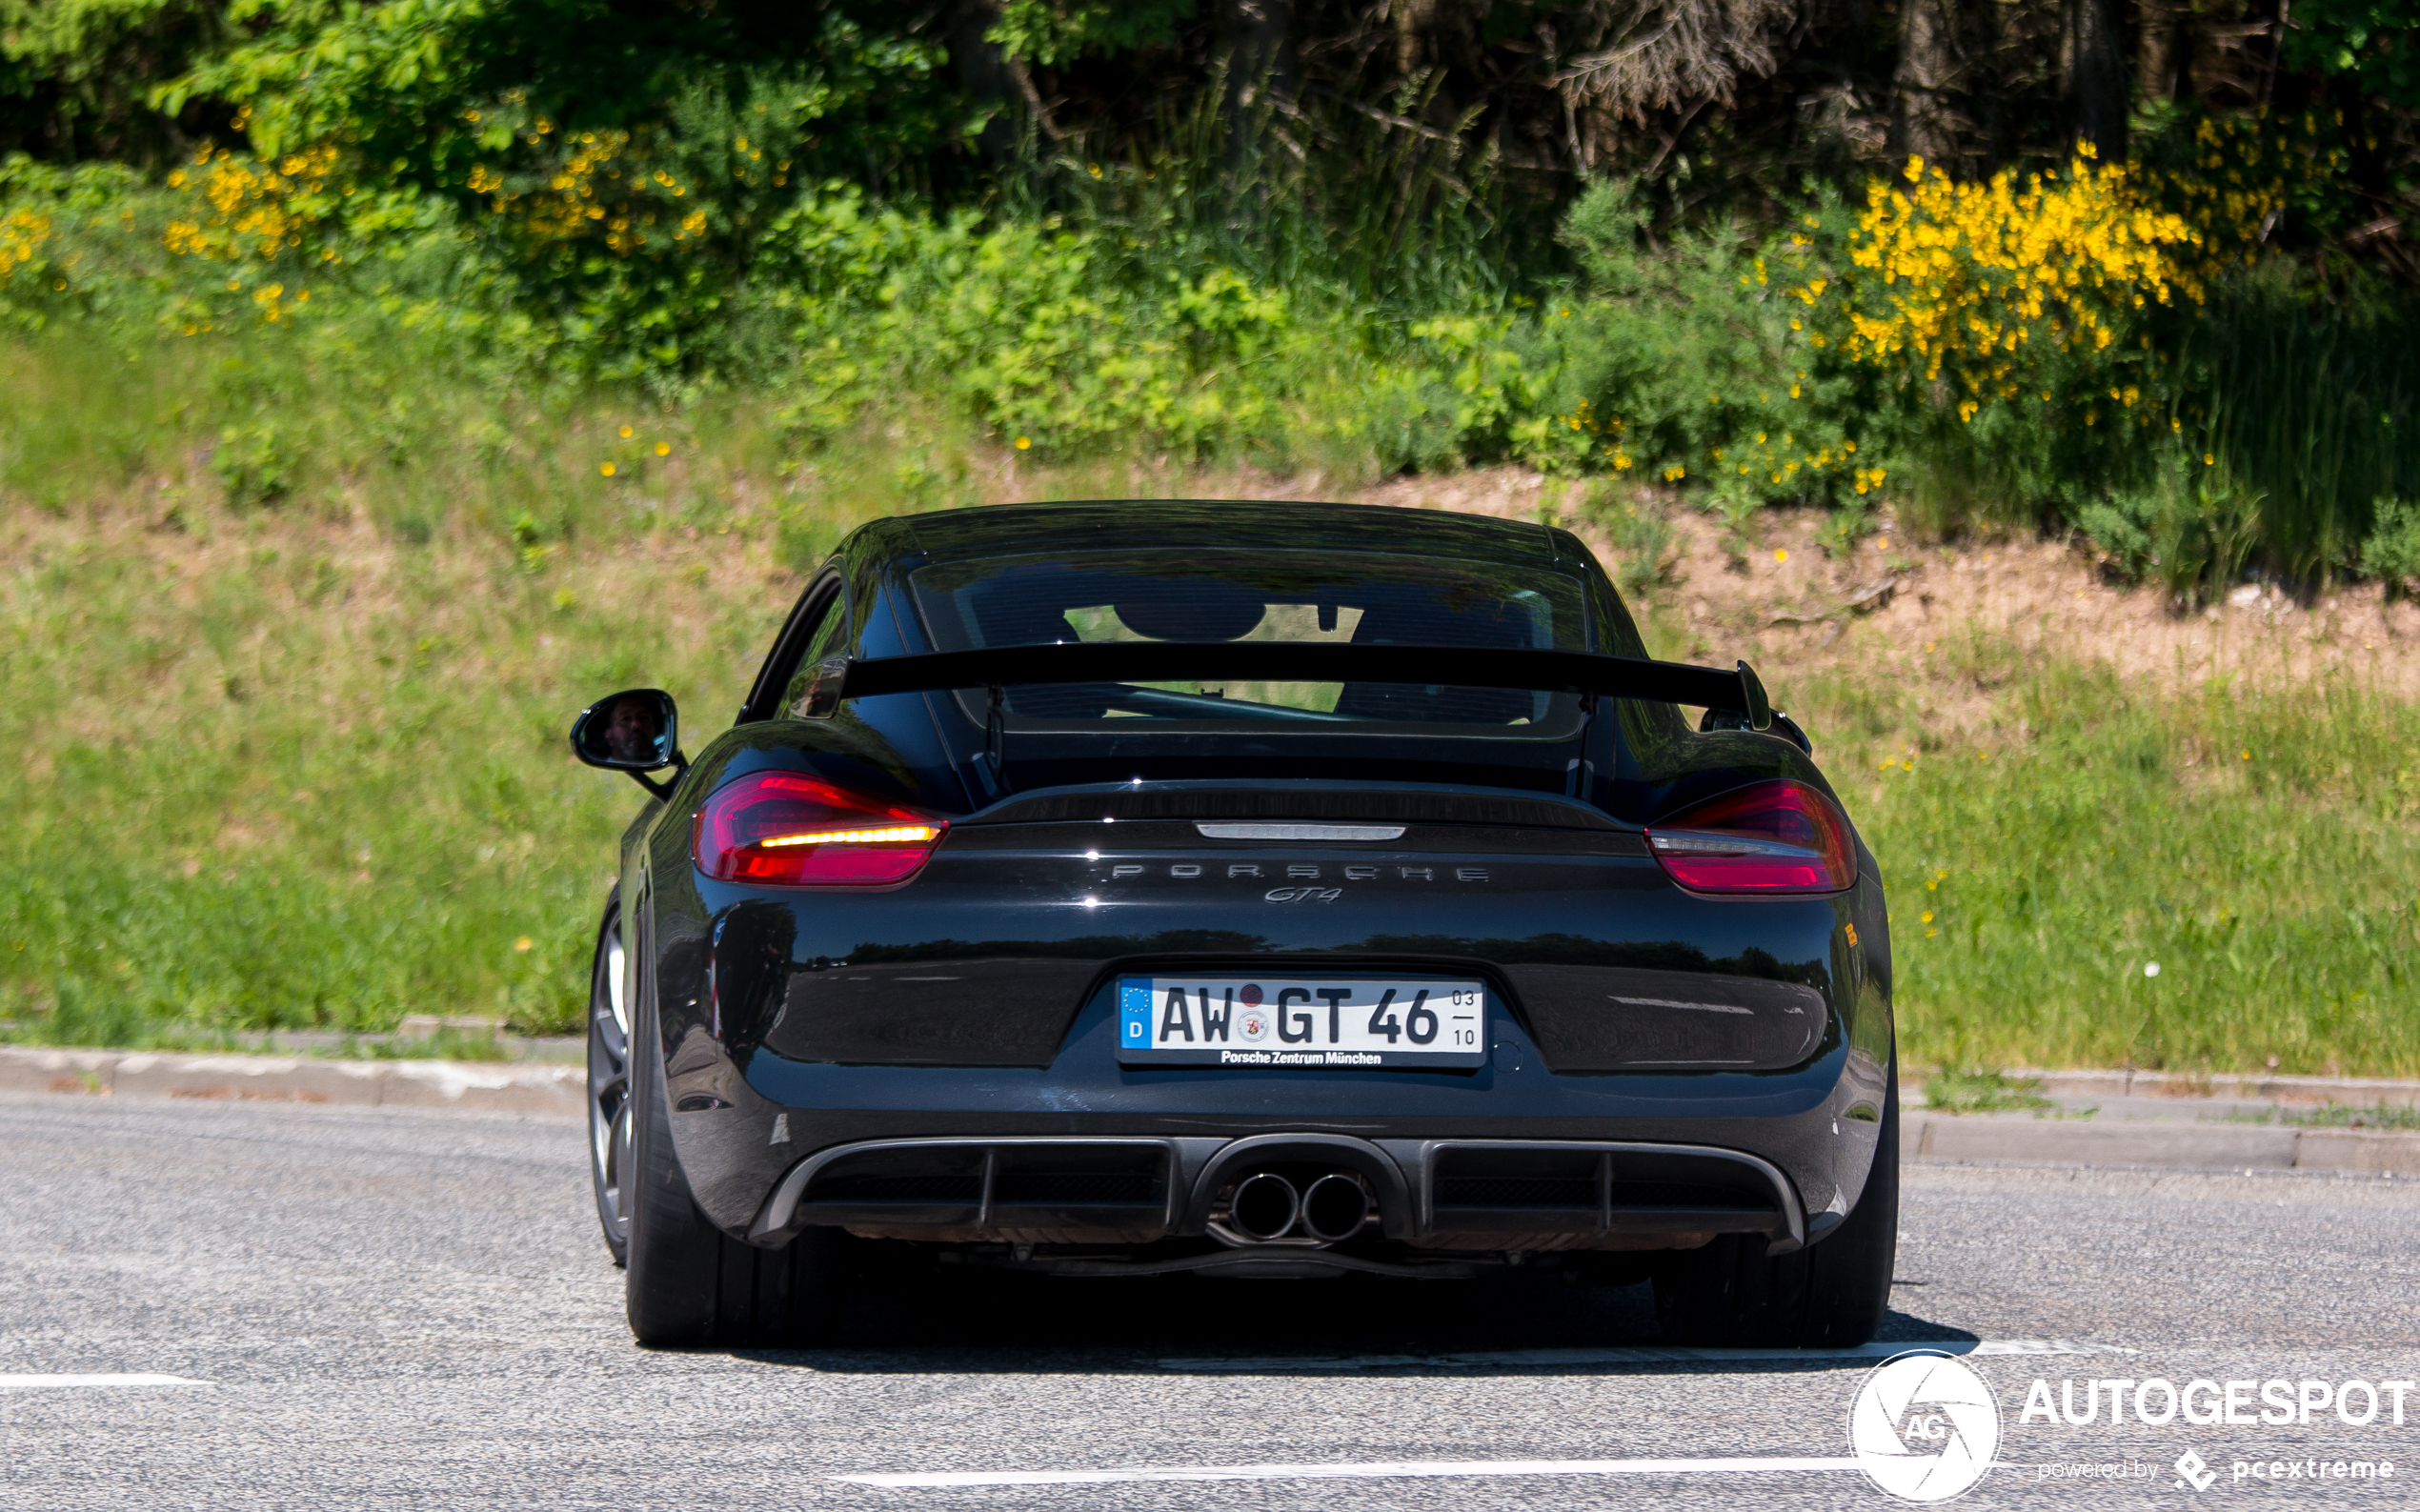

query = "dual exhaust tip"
[1229,1171,1371,1244]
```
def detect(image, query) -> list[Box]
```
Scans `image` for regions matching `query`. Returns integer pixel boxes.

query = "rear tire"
[622,917,841,1348]
[1654,1071,1899,1347]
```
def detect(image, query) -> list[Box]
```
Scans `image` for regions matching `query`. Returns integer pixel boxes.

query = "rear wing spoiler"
[799,643,1772,729]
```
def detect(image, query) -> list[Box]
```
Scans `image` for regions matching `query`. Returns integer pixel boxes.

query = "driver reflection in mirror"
[602,695,663,764]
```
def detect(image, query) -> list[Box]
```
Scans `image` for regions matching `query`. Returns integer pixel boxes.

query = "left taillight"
[691,771,948,886]
[1644,779,1858,895]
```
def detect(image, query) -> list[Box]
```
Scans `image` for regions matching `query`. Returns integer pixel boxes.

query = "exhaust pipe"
[1300,1173,1371,1242]
[1229,1173,1301,1241]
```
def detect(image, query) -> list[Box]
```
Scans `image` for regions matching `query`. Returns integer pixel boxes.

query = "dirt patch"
[1360,467,1556,522]
[1354,465,2420,705]
[19,454,2415,724]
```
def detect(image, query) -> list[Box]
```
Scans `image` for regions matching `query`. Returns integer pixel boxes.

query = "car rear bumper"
[746,1132,1808,1255]
[658,1004,1890,1259]
[641,796,1895,1261]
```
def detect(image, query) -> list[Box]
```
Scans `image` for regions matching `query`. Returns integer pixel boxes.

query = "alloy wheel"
[586,902,634,1263]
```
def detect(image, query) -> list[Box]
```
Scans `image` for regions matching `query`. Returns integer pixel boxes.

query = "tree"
[2061,0,2128,157]
[2136,0,2188,104]
[1549,0,1797,129]
[1892,0,1966,164]
[2280,0,2420,111]
[0,0,229,161]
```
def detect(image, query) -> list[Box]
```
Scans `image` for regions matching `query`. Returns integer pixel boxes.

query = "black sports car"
[572,499,1897,1348]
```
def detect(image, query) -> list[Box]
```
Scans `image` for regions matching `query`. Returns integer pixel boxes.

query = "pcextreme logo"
[1848,1351,2003,1503]
[2176,1449,2219,1491]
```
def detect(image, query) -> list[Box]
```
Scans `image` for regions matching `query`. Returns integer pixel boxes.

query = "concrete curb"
[10,1045,2417,1171]
[0,1045,582,1117]
[1995,1068,2420,1106]
[1902,1114,2420,1173]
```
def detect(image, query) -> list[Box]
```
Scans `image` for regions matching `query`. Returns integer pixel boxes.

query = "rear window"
[905,549,1591,731]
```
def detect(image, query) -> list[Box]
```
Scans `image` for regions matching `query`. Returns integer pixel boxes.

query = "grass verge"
[1916,1070,2056,1115]
[2231,1102,2420,1131]
[1779,652,2420,1076]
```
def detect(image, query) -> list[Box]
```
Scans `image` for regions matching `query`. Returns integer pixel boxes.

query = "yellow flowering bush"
[1542,108,2366,557]
[459,112,735,258]
[1808,111,2334,424]
[163,141,346,261]
[0,208,52,284]
[2136,111,2339,281]
[1823,151,2202,408]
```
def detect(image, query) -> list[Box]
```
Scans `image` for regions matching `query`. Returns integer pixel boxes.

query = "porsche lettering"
[1094,861,1491,881]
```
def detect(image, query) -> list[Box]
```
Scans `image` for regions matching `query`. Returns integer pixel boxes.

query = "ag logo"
[1847,1351,2001,1502]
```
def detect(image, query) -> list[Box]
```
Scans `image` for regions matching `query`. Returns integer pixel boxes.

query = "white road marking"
[1153,1339,2132,1371]
[833,1457,1866,1488]
[0,1374,215,1389]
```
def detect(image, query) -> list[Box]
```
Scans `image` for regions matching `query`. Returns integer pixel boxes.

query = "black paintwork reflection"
[706,901,795,1056]
[846,930,1270,962]
[767,930,1264,1067]
[775,958,1097,1067]
[1502,965,1828,1071]
[1355,933,1817,978]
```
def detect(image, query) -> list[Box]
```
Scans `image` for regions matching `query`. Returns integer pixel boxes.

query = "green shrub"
[2186,273,2420,584]
[2358,496,2420,598]
[1558,181,1880,507]
[212,420,296,508]
[1579,485,1679,600]
[2076,448,2264,603]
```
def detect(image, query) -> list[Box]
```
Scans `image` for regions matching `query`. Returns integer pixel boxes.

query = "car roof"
[861,499,1573,566]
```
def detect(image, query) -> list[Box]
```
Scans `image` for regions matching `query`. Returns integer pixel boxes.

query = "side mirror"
[572,689,685,797]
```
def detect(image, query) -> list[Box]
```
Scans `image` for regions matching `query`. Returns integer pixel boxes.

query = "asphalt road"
[5,1093,2418,1510]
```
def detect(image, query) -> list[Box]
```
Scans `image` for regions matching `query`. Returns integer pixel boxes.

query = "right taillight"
[691,771,947,886]
[1645,780,1858,895]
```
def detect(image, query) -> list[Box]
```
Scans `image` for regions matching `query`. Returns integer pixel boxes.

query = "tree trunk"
[1218,0,1298,183]
[1220,0,1299,120]
[2062,0,2129,159]
[948,1,1024,167]
[1892,0,1965,165]
[2135,0,2184,103]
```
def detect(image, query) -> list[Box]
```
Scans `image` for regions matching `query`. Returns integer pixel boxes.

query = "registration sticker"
[1116,977,1487,1069]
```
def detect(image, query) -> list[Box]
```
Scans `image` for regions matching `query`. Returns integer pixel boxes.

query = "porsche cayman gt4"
[572,499,1897,1348]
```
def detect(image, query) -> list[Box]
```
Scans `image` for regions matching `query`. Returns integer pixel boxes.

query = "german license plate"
[1116,976,1487,1069]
